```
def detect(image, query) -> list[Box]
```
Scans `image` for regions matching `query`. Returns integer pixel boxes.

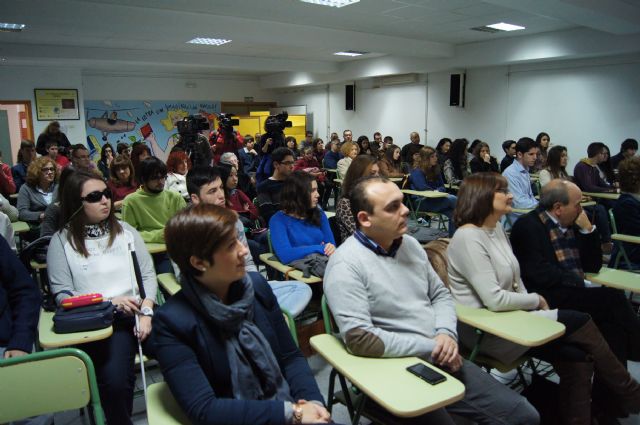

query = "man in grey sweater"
[324,176,539,425]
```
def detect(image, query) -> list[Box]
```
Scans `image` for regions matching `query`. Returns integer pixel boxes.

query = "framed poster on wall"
[34,88,80,120]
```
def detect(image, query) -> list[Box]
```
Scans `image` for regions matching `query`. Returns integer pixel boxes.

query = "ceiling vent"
[375,73,419,87]
[470,26,501,33]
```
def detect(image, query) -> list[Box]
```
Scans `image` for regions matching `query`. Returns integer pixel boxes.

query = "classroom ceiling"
[1,0,640,83]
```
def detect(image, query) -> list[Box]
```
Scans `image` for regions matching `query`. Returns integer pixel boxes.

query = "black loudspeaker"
[346,84,355,110]
[449,74,466,107]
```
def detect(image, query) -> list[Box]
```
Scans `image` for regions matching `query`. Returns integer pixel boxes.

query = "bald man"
[400,131,423,165]
[511,179,640,368]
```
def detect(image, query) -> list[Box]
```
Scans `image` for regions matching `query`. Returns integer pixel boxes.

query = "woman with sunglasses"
[17,156,59,231]
[47,170,157,425]
[447,173,640,424]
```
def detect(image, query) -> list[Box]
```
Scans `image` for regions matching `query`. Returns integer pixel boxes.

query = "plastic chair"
[258,229,322,284]
[609,209,639,270]
[0,348,105,425]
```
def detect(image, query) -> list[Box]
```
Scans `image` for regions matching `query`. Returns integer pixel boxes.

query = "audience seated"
[469,141,499,174]
[611,138,638,171]
[600,144,617,186]
[502,137,539,222]
[443,138,470,185]
[17,156,59,231]
[435,137,451,168]
[45,140,71,171]
[269,171,335,268]
[356,135,375,156]
[301,130,314,150]
[130,143,151,179]
[341,129,353,146]
[573,142,617,196]
[41,167,75,237]
[0,212,16,251]
[0,151,16,198]
[324,176,539,425]
[286,136,300,160]
[322,140,342,169]
[35,121,71,157]
[0,192,18,223]
[312,138,326,165]
[107,155,137,210]
[12,140,37,192]
[295,146,329,210]
[153,204,332,425]
[531,132,550,174]
[164,150,191,200]
[400,131,423,165]
[97,143,114,180]
[238,135,259,176]
[378,144,405,178]
[336,155,379,242]
[117,142,132,159]
[500,140,516,173]
[336,141,358,179]
[409,147,457,237]
[48,171,157,425]
[510,180,640,370]
[256,147,295,225]
[70,144,101,176]
[612,156,640,269]
[448,173,640,424]
[219,165,260,224]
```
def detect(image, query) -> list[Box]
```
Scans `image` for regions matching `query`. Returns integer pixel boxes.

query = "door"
[0,110,12,166]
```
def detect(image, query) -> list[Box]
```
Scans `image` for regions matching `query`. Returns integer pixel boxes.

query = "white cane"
[128,243,148,406]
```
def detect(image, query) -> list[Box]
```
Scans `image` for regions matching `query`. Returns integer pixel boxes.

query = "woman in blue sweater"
[269,171,335,264]
[409,147,457,236]
[154,204,332,425]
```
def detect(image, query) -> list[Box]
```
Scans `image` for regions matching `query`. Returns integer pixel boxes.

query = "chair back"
[281,308,299,347]
[321,295,339,334]
[423,239,450,288]
[147,382,191,425]
[0,348,105,424]
[609,209,619,234]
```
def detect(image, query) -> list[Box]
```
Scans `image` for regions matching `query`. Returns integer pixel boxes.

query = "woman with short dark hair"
[47,171,156,425]
[269,171,335,265]
[153,204,332,425]
[448,173,640,424]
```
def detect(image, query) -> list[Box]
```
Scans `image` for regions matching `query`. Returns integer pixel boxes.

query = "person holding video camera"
[213,113,244,165]
[256,112,292,184]
[175,115,212,168]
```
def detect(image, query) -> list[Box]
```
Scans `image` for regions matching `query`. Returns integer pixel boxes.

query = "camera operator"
[256,112,292,184]
[213,113,244,164]
[174,115,212,168]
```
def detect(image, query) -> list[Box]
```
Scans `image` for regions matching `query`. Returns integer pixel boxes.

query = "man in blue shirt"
[503,137,539,224]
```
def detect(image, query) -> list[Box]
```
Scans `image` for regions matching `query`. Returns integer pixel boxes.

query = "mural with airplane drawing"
[84,100,221,163]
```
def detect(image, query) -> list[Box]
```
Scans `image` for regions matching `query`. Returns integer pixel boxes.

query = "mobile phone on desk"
[406,363,447,385]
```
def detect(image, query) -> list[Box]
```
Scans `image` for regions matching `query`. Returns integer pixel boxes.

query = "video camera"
[264,112,292,134]
[218,113,240,132]
[176,115,210,135]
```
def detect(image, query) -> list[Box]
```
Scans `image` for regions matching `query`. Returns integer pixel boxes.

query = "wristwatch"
[292,403,303,424]
[141,306,154,317]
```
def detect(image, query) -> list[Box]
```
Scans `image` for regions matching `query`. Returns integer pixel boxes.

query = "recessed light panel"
[0,23,26,32]
[486,22,525,32]
[187,37,232,46]
[334,50,368,57]
[300,0,360,8]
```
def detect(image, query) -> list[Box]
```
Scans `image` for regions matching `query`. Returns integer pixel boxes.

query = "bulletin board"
[34,89,80,120]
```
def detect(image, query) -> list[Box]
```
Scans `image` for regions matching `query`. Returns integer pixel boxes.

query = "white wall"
[0,66,87,146]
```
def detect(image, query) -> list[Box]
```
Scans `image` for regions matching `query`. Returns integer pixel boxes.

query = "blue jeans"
[268,280,312,317]
[417,194,457,237]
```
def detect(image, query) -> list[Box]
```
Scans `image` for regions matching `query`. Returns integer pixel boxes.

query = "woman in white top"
[164,150,191,200]
[447,172,640,424]
[48,170,157,425]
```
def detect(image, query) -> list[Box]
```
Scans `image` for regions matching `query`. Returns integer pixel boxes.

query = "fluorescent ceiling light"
[486,22,525,32]
[334,50,368,57]
[299,0,360,8]
[0,22,26,32]
[187,37,231,46]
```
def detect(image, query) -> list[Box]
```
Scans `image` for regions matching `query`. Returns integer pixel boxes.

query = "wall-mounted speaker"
[449,74,466,107]
[346,84,355,110]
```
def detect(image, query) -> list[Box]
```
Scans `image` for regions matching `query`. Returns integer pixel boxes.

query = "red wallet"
[61,293,104,310]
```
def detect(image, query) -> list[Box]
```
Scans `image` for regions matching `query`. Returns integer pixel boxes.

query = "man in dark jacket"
[0,235,40,358]
[511,179,640,366]
[611,138,638,171]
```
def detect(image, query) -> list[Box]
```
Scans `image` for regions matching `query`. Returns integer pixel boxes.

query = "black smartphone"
[406,363,447,385]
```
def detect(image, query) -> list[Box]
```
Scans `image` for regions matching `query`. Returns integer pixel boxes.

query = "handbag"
[53,301,115,334]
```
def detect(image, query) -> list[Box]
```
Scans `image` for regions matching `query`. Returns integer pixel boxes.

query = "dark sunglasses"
[81,188,112,203]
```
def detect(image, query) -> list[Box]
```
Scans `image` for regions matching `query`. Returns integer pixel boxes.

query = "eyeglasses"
[495,188,510,195]
[81,188,112,203]
[41,167,55,173]
[280,161,295,166]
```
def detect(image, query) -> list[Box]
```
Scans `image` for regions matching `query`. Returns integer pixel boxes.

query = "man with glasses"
[122,157,186,272]
[256,147,295,224]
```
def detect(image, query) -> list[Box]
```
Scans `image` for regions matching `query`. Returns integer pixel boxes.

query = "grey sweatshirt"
[324,234,457,360]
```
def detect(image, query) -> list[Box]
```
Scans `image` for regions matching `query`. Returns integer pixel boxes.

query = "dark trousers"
[80,317,138,425]
[152,252,173,274]
[528,309,590,362]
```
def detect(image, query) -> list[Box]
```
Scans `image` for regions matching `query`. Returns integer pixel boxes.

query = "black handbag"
[52,301,115,334]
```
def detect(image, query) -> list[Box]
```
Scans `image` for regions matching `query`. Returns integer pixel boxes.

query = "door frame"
[0,100,34,141]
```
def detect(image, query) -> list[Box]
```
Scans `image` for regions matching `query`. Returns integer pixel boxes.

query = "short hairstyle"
[383,136,393,143]
[244,135,254,144]
[305,130,313,137]
[349,176,391,229]
[373,132,381,138]
[621,138,638,153]
[45,139,59,150]
[272,147,294,164]
[340,141,358,157]
[285,136,297,150]
[219,152,237,166]
[342,155,378,198]
[138,157,167,185]
[502,140,516,153]
[61,171,122,257]
[71,144,88,157]
[515,137,536,155]
[165,204,238,278]
[453,172,508,227]
[26,156,58,187]
[539,180,571,210]
[280,171,321,226]
[186,165,221,196]
[117,143,130,155]
[301,146,313,156]
[166,150,191,174]
[587,142,606,158]
[618,156,640,194]
[109,155,135,185]
[343,129,352,136]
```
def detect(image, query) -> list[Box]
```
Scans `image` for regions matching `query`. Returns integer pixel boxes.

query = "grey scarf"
[180,273,293,402]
